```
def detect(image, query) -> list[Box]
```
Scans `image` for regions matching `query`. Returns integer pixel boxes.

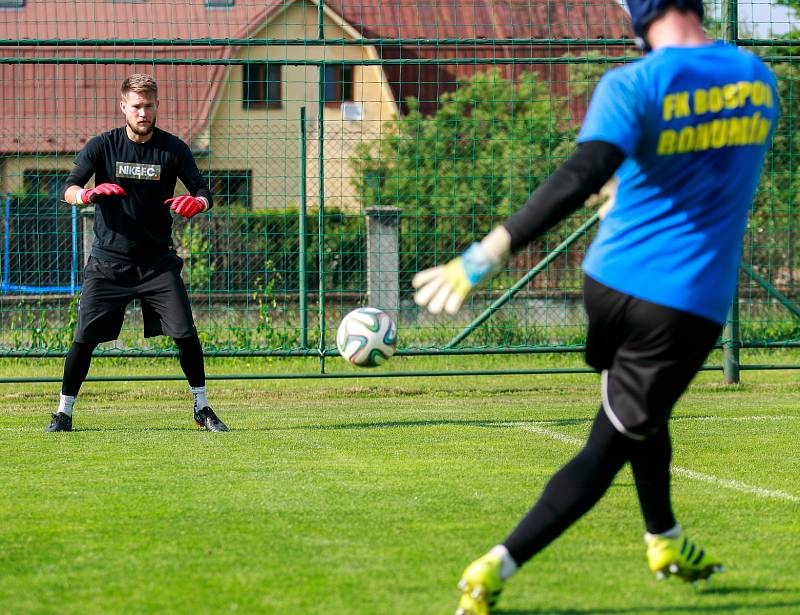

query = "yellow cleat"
[646,533,725,583]
[455,552,505,615]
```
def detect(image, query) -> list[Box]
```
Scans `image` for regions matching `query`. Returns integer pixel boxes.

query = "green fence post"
[723,0,738,43]
[2,193,8,289]
[721,0,740,384]
[723,288,740,384]
[317,66,326,372]
[299,107,308,348]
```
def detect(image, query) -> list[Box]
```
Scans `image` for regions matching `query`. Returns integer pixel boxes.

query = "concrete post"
[365,207,401,318]
[723,289,741,384]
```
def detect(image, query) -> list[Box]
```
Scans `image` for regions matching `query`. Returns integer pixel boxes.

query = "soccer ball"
[336,307,397,367]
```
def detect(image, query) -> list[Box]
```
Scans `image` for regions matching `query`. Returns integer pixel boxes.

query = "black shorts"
[583,275,721,439]
[74,254,197,344]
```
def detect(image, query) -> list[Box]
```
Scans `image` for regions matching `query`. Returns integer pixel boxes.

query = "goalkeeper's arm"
[413,140,625,314]
[500,140,625,252]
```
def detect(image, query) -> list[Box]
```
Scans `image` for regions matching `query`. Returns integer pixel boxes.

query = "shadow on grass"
[499,587,798,614]
[270,418,593,432]
[696,585,798,597]
[60,427,206,432]
[33,419,591,433]
[500,599,798,614]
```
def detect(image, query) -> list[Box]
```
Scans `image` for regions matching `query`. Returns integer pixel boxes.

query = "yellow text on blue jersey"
[657,80,774,155]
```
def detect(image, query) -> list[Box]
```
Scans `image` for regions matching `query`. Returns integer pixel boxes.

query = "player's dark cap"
[625,0,704,46]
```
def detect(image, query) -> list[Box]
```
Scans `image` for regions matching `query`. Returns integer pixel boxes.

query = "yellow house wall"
[203,0,398,212]
[1,155,78,195]
[1,153,197,200]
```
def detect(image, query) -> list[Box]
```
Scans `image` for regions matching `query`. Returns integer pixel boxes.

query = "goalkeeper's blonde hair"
[121,74,158,99]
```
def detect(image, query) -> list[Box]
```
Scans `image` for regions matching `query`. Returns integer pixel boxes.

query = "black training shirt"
[62,127,213,264]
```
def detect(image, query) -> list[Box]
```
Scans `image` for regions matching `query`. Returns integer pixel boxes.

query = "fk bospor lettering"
[657,80,775,156]
[662,80,774,120]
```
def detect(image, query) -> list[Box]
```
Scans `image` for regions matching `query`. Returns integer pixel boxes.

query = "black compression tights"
[502,407,676,566]
[174,334,205,388]
[62,335,206,396]
[61,341,97,397]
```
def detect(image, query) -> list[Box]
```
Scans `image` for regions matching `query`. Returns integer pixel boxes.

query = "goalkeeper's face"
[120,91,158,137]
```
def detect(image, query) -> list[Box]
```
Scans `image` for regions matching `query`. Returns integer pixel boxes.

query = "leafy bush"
[184,208,366,295]
[352,69,577,265]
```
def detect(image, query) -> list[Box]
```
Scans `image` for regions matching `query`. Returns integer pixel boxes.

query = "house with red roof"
[0,0,630,211]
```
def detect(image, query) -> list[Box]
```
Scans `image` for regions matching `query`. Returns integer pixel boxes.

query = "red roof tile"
[0,0,281,41]
[330,0,631,115]
[0,0,631,153]
[329,0,630,40]
[0,47,229,154]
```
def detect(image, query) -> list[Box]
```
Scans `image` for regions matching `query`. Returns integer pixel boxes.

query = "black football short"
[74,254,197,344]
[583,275,721,439]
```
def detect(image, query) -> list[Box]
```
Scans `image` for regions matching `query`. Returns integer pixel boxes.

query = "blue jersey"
[580,42,778,324]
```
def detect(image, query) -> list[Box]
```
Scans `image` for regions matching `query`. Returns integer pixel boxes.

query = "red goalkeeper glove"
[78,183,127,204]
[165,195,207,219]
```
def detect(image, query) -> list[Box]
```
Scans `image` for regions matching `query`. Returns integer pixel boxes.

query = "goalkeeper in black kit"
[46,74,228,433]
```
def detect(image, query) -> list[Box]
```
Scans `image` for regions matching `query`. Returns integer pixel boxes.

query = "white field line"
[497,421,800,504]
[672,415,800,422]
[670,467,800,503]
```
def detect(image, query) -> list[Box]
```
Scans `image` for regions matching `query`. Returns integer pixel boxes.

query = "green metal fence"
[0,0,798,381]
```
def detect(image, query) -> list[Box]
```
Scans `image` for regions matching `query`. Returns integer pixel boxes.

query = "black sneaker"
[194,406,228,432]
[45,412,72,432]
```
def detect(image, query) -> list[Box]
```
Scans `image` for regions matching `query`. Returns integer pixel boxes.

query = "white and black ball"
[336,307,397,367]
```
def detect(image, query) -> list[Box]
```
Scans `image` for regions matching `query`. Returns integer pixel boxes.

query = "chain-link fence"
[0,0,797,379]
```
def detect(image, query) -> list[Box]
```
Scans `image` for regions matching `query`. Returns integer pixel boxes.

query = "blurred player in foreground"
[46,74,228,433]
[413,0,778,612]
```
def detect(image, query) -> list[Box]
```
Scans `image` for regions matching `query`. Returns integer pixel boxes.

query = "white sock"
[58,393,76,416]
[190,385,208,410]
[645,523,681,544]
[489,545,518,581]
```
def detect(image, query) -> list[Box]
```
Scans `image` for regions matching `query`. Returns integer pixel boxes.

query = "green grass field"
[1,354,798,614]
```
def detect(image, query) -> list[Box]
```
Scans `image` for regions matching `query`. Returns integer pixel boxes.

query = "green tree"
[352,69,575,239]
[747,61,800,276]
[175,222,215,292]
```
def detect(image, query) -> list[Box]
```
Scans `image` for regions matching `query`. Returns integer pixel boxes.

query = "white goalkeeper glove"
[412,227,510,315]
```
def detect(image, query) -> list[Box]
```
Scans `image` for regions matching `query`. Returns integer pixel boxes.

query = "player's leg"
[630,423,675,535]
[455,276,722,613]
[173,333,204,388]
[46,258,128,432]
[62,342,98,399]
[54,340,98,423]
[173,334,227,432]
[497,276,634,558]
[504,408,629,559]
[46,341,98,432]
[455,407,632,615]
[138,263,228,431]
[605,294,723,582]
[628,426,722,581]
[455,275,629,614]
